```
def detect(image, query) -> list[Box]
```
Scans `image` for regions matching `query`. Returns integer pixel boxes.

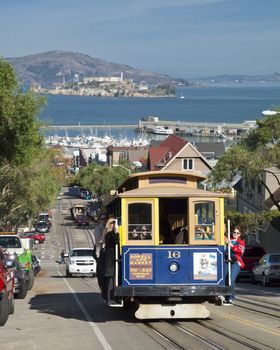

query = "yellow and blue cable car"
[99,170,230,319]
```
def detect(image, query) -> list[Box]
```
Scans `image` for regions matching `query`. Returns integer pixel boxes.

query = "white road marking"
[57,270,112,350]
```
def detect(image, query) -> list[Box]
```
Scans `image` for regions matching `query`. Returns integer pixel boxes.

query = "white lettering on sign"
[167,251,181,259]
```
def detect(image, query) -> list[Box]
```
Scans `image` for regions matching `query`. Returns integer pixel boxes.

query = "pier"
[137,119,256,137]
[48,119,256,138]
[49,124,136,130]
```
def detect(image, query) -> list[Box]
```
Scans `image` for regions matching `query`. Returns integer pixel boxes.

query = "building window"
[119,151,129,161]
[183,158,194,171]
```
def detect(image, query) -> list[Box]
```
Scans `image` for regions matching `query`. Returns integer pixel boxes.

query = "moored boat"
[152,125,174,135]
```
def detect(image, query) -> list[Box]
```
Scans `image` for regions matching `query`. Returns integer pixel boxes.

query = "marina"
[48,118,257,139]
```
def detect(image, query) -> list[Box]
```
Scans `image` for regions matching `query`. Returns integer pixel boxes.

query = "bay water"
[39,85,280,141]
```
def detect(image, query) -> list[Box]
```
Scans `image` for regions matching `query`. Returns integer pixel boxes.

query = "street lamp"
[112,164,131,175]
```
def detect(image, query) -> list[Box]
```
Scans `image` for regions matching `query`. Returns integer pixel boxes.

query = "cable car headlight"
[169,261,179,273]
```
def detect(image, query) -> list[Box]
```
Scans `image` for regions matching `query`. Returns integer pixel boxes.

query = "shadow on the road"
[63,216,75,221]
[62,222,75,227]
[28,292,137,323]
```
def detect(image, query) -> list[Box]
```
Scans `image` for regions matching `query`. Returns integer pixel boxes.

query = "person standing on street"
[94,214,107,258]
[224,226,245,305]
[60,249,65,264]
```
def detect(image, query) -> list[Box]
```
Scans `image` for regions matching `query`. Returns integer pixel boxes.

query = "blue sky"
[0,0,279,78]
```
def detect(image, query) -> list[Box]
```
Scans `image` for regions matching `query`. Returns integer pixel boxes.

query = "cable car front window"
[194,201,215,240]
[128,203,152,240]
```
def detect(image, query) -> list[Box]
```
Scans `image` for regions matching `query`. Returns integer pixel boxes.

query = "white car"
[65,248,96,277]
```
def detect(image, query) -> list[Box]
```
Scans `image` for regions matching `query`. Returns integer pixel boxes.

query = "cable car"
[98,171,230,319]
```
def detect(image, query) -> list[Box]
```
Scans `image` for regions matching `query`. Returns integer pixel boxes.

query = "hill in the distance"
[192,73,280,84]
[6,50,187,88]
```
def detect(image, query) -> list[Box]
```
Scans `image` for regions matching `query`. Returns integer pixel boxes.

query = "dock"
[137,119,257,137]
[48,119,257,138]
[49,124,136,130]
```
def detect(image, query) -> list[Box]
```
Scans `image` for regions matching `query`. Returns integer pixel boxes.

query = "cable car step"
[108,300,123,307]
[135,303,210,320]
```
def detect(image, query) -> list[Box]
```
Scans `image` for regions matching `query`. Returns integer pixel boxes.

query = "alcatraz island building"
[33,72,173,98]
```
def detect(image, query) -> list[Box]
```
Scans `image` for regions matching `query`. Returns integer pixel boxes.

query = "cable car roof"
[125,170,207,181]
[118,186,225,198]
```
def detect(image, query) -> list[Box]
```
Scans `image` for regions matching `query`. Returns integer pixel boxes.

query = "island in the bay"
[7,50,197,97]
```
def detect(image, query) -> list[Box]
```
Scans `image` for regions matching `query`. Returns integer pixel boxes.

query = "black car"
[13,255,29,299]
[37,216,52,228]
[35,221,49,234]
[31,255,41,276]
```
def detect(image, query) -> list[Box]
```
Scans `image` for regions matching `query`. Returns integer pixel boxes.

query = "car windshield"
[0,236,22,248]
[37,222,47,227]
[269,255,280,263]
[70,249,94,257]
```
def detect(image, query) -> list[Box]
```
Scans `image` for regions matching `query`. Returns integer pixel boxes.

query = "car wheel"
[16,280,28,299]
[251,272,257,285]
[0,291,9,326]
[34,239,40,244]
[8,294,15,315]
[28,270,35,290]
[66,269,72,278]
[262,274,268,287]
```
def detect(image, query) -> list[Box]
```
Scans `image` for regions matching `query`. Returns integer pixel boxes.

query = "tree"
[0,59,46,166]
[209,113,280,211]
[75,164,128,202]
[0,59,60,227]
[225,210,280,234]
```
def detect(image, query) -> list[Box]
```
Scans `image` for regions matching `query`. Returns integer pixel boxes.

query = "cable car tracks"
[145,318,277,350]
[234,297,280,320]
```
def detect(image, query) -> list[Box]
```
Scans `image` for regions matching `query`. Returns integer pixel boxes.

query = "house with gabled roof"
[193,142,225,168]
[148,134,212,175]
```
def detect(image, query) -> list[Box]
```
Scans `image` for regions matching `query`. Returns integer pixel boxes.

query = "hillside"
[192,73,280,84]
[6,50,187,88]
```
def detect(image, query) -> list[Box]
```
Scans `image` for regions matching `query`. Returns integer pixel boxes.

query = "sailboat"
[179,92,185,99]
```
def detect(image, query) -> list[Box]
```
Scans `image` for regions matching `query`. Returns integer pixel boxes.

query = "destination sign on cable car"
[129,253,153,280]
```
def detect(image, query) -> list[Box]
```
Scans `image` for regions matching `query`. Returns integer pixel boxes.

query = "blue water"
[39,85,280,140]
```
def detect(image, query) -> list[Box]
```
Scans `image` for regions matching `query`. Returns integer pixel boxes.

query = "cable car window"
[194,201,215,240]
[128,203,152,240]
[149,177,186,185]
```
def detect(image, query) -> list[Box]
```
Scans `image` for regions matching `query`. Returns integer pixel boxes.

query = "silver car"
[252,253,280,286]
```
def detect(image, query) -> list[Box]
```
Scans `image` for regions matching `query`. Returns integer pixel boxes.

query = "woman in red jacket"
[224,226,245,305]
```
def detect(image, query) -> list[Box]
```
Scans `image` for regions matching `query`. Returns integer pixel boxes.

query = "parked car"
[35,221,49,234]
[80,190,91,200]
[0,233,34,292]
[86,202,99,221]
[76,215,89,226]
[65,247,96,277]
[238,246,266,279]
[31,255,41,276]
[252,253,280,286]
[13,254,29,299]
[0,248,15,325]
[37,212,52,227]
[36,215,52,228]
[19,231,45,244]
